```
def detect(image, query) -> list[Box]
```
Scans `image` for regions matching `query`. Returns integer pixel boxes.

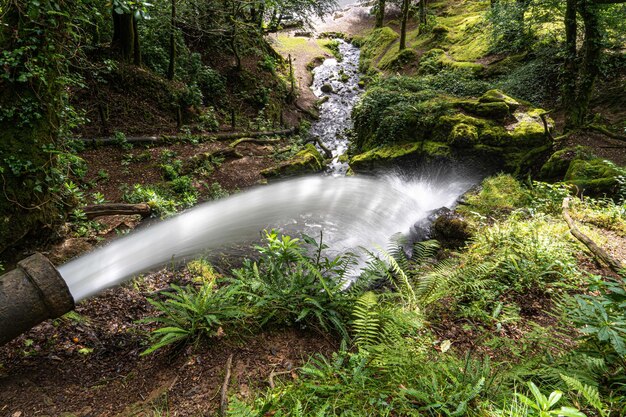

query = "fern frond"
[352,291,381,350]
[560,374,607,416]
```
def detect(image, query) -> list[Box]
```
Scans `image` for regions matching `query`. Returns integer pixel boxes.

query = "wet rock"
[321,83,334,94]
[432,211,472,249]
[411,207,451,242]
[261,144,324,178]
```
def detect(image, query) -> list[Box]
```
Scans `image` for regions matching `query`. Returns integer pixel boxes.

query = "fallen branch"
[230,137,282,148]
[82,203,151,219]
[219,354,234,417]
[77,128,297,145]
[585,124,626,142]
[306,136,333,159]
[562,197,625,275]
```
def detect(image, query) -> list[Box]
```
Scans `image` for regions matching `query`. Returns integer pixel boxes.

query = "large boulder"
[261,144,325,178]
[540,146,625,196]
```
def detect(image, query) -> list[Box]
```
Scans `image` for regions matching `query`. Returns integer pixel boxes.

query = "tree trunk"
[167,0,176,80]
[571,0,602,127]
[375,0,386,28]
[562,0,578,131]
[400,0,410,50]
[82,203,152,220]
[419,0,426,24]
[0,1,69,253]
[133,15,141,66]
[112,11,135,63]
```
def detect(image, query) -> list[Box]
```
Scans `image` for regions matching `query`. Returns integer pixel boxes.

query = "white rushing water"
[59,175,473,301]
[310,40,362,175]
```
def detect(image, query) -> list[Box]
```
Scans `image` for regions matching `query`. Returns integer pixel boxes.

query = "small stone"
[321,83,334,94]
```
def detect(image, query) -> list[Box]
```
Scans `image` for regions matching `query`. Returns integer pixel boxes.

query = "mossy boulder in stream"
[350,142,451,171]
[351,84,552,174]
[261,144,324,178]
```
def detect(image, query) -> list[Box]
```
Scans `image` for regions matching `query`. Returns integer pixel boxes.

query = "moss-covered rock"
[478,89,521,110]
[351,76,552,174]
[432,211,473,249]
[564,158,624,196]
[539,146,594,180]
[349,141,451,171]
[261,144,324,177]
[475,102,510,119]
[448,123,479,147]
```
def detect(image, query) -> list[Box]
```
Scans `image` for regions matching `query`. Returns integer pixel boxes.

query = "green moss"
[349,141,451,170]
[419,49,483,75]
[507,120,548,146]
[539,146,594,180]
[261,144,324,177]
[479,89,520,110]
[475,102,510,119]
[448,123,479,147]
[458,174,529,216]
[380,49,419,71]
[564,158,624,196]
[350,142,422,166]
[359,27,399,71]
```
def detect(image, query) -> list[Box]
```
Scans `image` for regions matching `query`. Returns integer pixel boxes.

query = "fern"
[560,374,607,417]
[352,291,382,350]
[227,397,258,417]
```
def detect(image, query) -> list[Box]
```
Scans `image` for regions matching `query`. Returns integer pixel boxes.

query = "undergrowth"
[143,174,626,416]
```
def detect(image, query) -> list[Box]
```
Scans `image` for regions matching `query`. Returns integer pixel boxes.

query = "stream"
[309,39,362,175]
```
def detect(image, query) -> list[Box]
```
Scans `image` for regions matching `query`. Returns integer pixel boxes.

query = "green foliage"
[560,374,608,417]
[487,1,534,53]
[123,184,190,217]
[495,47,562,105]
[233,231,355,339]
[569,276,626,361]
[514,381,586,417]
[143,231,357,354]
[141,281,246,354]
[113,131,132,150]
[460,174,530,217]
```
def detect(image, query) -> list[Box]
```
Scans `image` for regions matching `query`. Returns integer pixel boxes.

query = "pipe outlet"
[0,253,75,346]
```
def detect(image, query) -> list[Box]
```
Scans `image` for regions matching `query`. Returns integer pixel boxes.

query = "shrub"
[233,231,355,339]
[141,281,247,354]
[459,174,529,217]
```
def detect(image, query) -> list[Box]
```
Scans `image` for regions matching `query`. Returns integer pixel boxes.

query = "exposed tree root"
[306,136,333,159]
[562,197,625,275]
[219,354,234,417]
[585,124,626,142]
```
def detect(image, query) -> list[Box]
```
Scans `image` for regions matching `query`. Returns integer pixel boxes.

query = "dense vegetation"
[1,0,626,415]
[0,0,334,252]
[143,176,626,415]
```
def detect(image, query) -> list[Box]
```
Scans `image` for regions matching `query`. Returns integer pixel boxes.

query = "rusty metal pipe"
[0,253,75,346]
